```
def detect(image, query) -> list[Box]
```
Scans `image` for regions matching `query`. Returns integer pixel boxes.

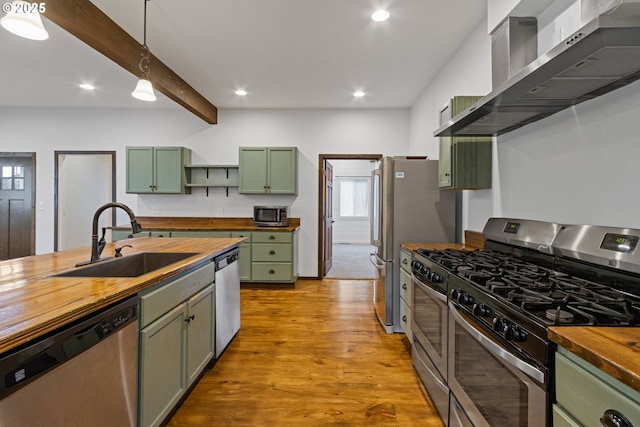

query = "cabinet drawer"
[170,231,231,238]
[252,243,292,262]
[400,268,411,307]
[400,250,411,273]
[139,263,215,328]
[231,231,252,242]
[252,263,293,282]
[252,232,292,244]
[400,300,412,341]
[552,405,581,427]
[555,350,640,426]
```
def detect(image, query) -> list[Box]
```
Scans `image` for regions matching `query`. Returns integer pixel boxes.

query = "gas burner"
[545,308,575,324]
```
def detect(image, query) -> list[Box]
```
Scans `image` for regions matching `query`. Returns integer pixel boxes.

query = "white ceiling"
[0,0,487,112]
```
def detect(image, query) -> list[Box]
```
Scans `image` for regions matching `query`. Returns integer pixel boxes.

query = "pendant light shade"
[0,1,49,40]
[132,78,156,102]
[132,0,156,102]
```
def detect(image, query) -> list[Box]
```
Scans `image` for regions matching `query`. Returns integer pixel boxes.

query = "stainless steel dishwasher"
[0,296,138,427]
[215,247,240,358]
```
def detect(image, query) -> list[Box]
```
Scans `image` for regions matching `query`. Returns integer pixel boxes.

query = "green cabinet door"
[139,304,187,427]
[267,147,297,194]
[127,147,154,193]
[438,97,492,190]
[238,147,268,193]
[126,146,191,194]
[186,284,215,386]
[238,147,297,194]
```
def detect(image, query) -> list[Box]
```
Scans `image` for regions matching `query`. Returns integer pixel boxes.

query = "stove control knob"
[451,289,461,300]
[513,327,527,342]
[432,273,443,283]
[492,317,504,333]
[472,304,491,317]
[456,291,474,306]
[503,324,516,341]
[421,266,430,275]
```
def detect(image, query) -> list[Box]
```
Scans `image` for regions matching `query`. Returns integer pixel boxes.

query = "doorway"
[0,153,36,260]
[54,151,116,251]
[317,154,381,279]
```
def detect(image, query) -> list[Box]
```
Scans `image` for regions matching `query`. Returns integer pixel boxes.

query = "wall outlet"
[214,207,224,215]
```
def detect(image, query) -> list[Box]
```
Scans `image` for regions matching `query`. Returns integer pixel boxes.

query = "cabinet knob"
[601,409,633,427]
[269,250,276,255]
[402,315,407,322]
[269,269,275,274]
[269,235,275,240]
[185,314,195,323]
[402,283,407,290]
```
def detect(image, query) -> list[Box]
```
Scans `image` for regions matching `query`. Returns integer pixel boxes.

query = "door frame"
[317,154,382,279]
[0,152,36,257]
[54,151,116,251]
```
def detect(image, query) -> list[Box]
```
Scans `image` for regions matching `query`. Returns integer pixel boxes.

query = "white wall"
[0,106,409,277]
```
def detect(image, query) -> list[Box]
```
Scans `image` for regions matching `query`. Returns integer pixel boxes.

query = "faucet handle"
[114,244,133,257]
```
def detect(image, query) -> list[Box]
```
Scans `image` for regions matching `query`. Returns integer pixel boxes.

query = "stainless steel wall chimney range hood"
[435,0,640,137]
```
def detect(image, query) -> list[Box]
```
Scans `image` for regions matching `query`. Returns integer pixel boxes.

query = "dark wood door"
[0,155,35,260]
[323,161,334,276]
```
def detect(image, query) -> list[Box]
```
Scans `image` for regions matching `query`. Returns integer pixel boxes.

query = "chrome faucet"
[76,202,143,267]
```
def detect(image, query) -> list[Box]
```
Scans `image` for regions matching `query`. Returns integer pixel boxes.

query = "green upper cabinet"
[239,147,297,195]
[126,146,192,194]
[438,96,492,190]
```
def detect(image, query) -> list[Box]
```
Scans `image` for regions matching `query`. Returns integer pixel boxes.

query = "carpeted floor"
[325,243,377,279]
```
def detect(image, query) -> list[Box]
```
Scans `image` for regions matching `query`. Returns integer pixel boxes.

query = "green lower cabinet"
[249,231,297,283]
[554,347,640,427]
[139,304,187,427]
[138,264,216,427]
[170,230,231,238]
[111,230,150,241]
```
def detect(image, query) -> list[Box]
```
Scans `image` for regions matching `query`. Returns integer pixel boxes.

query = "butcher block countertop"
[0,237,243,355]
[111,216,300,232]
[549,326,640,392]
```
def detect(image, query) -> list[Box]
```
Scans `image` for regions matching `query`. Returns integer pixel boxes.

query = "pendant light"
[131,0,156,102]
[1,1,49,40]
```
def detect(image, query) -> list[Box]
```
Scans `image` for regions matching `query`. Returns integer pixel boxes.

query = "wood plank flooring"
[167,279,444,426]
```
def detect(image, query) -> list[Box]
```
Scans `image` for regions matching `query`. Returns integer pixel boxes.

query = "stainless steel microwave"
[253,206,288,227]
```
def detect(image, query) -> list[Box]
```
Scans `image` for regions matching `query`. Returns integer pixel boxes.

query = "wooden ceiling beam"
[36,0,218,124]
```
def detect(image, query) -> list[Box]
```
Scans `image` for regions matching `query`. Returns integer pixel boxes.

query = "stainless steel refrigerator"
[369,157,455,333]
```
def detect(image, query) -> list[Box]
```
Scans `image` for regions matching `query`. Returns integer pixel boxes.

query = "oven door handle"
[449,302,545,384]
[411,273,446,303]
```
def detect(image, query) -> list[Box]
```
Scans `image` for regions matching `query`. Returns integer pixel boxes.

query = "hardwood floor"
[167,279,444,426]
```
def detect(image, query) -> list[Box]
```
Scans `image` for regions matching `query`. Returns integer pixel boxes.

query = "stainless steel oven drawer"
[412,338,449,423]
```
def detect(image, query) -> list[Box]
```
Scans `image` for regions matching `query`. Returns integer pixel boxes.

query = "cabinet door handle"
[185,315,195,323]
[402,283,407,290]
[269,269,275,274]
[269,235,275,240]
[269,250,275,255]
[601,409,633,427]
[402,315,407,322]
[402,259,408,265]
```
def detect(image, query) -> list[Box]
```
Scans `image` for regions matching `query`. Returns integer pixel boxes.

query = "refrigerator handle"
[370,167,382,247]
[369,253,385,269]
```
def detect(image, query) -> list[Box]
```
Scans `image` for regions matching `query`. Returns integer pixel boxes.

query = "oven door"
[412,273,448,377]
[411,273,449,421]
[448,302,548,427]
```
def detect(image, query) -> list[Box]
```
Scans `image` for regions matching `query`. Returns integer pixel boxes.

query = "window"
[338,177,370,218]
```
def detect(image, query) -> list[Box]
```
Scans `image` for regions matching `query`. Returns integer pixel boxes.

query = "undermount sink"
[53,252,199,278]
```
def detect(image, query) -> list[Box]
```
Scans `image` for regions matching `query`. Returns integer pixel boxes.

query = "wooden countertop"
[111,216,301,232]
[549,326,640,393]
[0,237,243,354]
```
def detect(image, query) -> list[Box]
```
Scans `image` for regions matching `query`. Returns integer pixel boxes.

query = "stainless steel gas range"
[411,218,640,427]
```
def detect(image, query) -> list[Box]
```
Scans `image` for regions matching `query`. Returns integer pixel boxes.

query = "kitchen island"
[0,236,244,355]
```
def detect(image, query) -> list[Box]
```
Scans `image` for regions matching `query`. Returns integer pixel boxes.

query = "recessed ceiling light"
[79,83,95,90]
[353,91,365,98]
[235,89,247,96]
[371,10,390,22]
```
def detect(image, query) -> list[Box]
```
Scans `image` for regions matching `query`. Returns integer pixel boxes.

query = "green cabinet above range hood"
[435,10,640,138]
